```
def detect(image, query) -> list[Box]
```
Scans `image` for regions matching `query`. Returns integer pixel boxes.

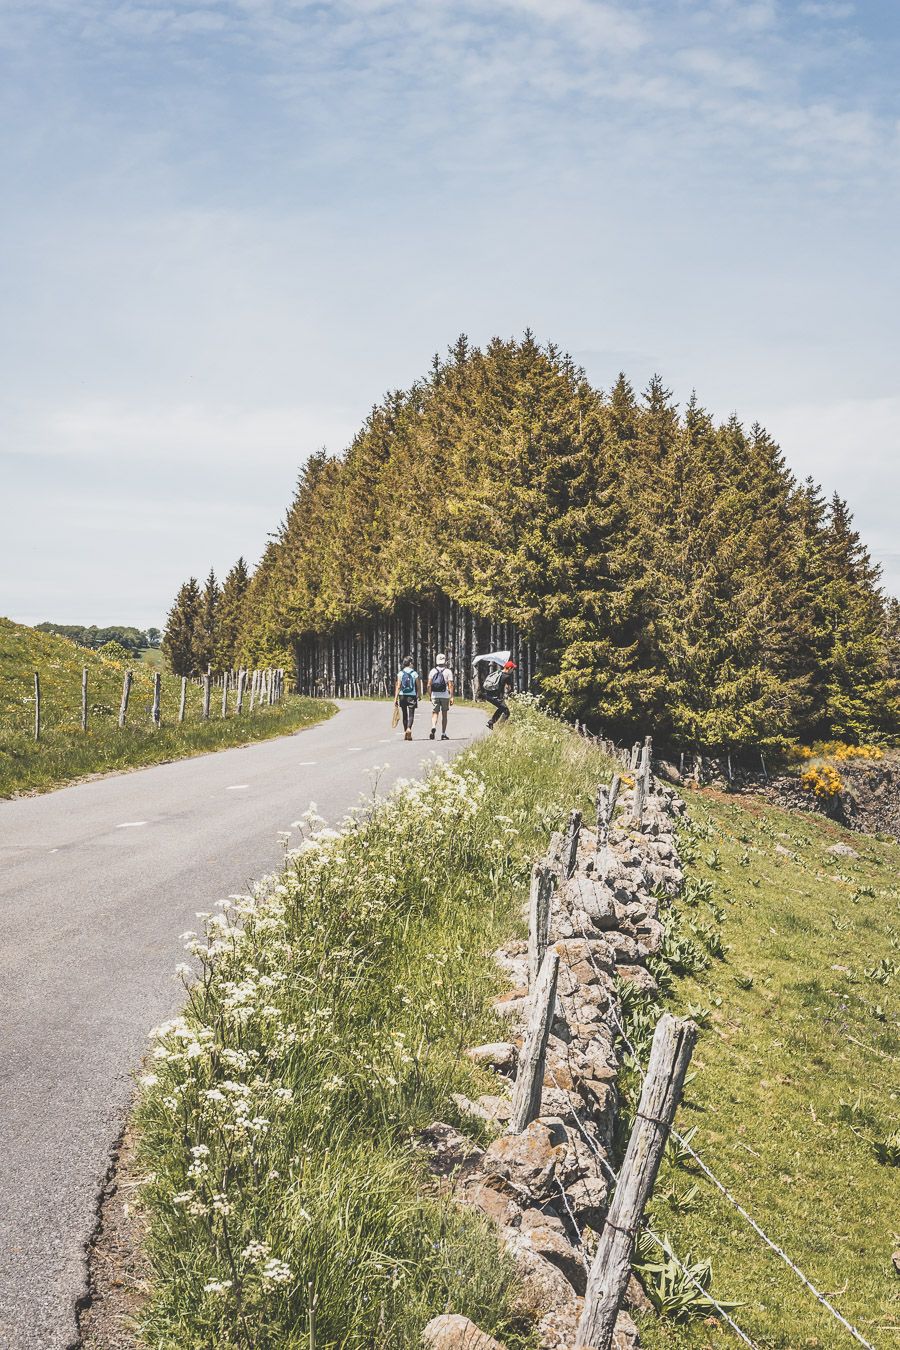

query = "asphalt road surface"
[0,699,485,1350]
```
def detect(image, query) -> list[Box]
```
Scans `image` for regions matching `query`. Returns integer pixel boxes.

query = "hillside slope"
[0,618,332,796]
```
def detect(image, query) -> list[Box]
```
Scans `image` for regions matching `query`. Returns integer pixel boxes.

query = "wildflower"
[260,1257,293,1285]
[203,1279,233,1296]
[241,1240,270,1263]
[190,1144,210,1159]
[139,1073,159,1088]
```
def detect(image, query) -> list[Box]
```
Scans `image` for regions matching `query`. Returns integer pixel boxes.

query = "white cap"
[436,653,447,665]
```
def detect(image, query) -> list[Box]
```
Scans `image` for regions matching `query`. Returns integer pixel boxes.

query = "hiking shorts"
[431,694,450,712]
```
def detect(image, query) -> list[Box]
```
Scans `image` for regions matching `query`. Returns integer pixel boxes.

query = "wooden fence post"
[642,736,652,797]
[564,808,582,879]
[178,676,187,723]
[118,670,133,728]
[509,947,560,1134]
[607,773,621,822]
[575,1013,697,1348]
[151,672,161,728]
[527,864,555,986]
[596,785,609,843]
[236,668,246,715]
[202,673,211,720]
[221,671,229,718]
[249,670,257,712]
[33,672,41,741]
[631,773,645,827]
[81,667,88,732]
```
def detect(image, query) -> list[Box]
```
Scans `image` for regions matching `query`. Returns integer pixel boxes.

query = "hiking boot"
[429,729,436,739]
[441,733,449,741]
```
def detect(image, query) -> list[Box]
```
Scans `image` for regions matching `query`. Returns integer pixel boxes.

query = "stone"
[554,938,614,971]
[503,1229,580,1318]
[615,963,659,997]
[483,1120,565,1198]
[417,1123,483,1178]
[458,1175,523,1229]
[656,758,682,784]
[493,994,529,1019]
[422,1314,507,1350]
[774,843,794,858]
[564,876,621,929]
[563,1172,609,1228]
[613,1309,641,1348]
[604,932,642,964]
[467,1042,517,1072]
[827,841,859,858]
[624,1271,653,1312]
[450,1093,509,1127]
[522,1222,588,1292]
[892,1249,900,1275]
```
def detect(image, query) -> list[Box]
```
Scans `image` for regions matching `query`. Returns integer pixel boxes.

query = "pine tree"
[197,569,220,672]
[216,558,250,669]
[163,578,202,677]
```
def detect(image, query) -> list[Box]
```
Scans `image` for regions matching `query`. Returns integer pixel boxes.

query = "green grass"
[0,617,335,796]
[134,700,612,1349]
[636,790,900,1350]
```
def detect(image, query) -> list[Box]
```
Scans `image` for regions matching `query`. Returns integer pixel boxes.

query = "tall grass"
[135,700,611,1349]
[0,617,333,795]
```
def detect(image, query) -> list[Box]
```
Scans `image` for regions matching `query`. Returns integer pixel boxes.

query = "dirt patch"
[78,1123,148,1349]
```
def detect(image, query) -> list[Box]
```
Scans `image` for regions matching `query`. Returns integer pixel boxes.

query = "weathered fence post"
[33,672,41,741]
[631,773,645,827]
[642,736,652,797]
[151,672,161,728]
[607,773,621,822]
[564,808,582,879]
[202,673,211,720]
[630,741,640,770]
[236,668,246,715]
[221,671,229,718]
[249,670,257,713]
[596,785,609,843]
[81,667,88,732]
[575,1013,698,1348]
[178,676,187,723]
[509,947,560,1134]
[118,670,133,728]
[527,864,555,986]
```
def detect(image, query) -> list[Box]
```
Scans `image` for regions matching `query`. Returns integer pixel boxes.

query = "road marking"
[116,821,147,829]
[49,848,59,853]
[347,746,362,752]
[226,784,248,791]
[297,760,317,766]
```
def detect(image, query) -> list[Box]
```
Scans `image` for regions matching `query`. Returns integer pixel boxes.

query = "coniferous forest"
[166,335,900,750]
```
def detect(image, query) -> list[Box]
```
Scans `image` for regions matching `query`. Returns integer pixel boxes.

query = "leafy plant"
[633,1230,736,1322]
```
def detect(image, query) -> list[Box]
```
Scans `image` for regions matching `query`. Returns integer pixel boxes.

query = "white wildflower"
[203,1279,233,1296]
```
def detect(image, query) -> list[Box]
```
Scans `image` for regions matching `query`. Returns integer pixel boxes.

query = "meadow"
[0,618,333,797]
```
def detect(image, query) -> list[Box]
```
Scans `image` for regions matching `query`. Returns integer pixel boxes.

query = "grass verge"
[134,700,611,1349]
[634,791,900,1348]
[0,617,334,795]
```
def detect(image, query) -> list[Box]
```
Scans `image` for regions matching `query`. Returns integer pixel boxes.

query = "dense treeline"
[163,559,249,677]
[166,335,900,748]
[35,622,161,652]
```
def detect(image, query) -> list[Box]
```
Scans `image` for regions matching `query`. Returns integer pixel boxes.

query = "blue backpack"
[399,668,417,696]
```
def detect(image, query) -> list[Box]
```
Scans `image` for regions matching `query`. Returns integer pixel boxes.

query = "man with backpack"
[394,656,422,740]
[482,659,516,729]
[426,653,454,740]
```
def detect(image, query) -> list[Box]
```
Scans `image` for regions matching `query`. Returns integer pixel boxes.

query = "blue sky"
[1,0,898,627]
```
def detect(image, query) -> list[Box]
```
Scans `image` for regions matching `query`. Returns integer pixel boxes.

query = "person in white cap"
[426,653,454,740]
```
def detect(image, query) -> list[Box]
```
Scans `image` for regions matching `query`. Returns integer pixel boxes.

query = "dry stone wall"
[419,771,687,1350]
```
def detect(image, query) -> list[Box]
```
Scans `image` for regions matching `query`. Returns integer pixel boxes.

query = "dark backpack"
[431,667,447,693]
[399,668,417,696]
[483,669,503,694]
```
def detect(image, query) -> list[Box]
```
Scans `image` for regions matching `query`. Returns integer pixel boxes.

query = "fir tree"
[216,558,250,669]
[163,578,202,677]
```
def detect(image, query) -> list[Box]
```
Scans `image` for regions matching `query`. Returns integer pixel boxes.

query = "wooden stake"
[33,672,41,741]
[607,773,621,822]
[236,668,246,715]
[81,667,88,732]
[202,673,211,720]
[118,670,133,728]
[221,671,229,718]
[631,774,645,827]
[564,808,582,879]
[509,947,560,1134]
[527,864,555,986]
[178,676,187,723]
[642,736,652,797]
[151,672,161,728]
[575,1014,697,1348]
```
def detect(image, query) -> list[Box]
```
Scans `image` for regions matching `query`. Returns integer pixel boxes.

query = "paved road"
[0,700,485,1350]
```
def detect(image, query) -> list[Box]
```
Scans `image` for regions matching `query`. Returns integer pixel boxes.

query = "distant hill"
[34,621,161,652]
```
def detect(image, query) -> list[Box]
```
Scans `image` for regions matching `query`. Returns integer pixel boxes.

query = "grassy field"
[637,790,900,1349]
[0,618,333,797]
[134,701,611,1349]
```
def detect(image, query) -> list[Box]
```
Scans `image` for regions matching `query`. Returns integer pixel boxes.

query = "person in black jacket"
[483,660,516,729]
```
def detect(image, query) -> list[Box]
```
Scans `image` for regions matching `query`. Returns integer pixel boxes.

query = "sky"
[1,0,898,629]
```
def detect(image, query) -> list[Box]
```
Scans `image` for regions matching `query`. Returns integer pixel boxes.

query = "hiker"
[426,652,454,740]
[482,659,516,729]
[394,655,422,740]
